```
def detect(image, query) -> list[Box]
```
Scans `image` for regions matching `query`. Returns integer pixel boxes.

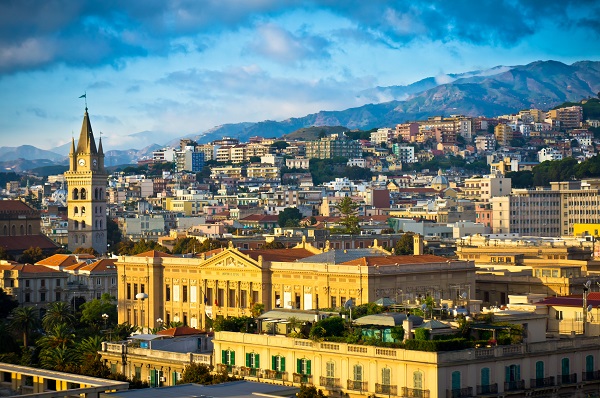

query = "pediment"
[200,249,261,270]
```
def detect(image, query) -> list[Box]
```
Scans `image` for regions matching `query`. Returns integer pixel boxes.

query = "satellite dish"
[588,305,593,312]
[584,281,592,289]
[460,292,468,299]
[421,304,427,311]
[344,299,354,310]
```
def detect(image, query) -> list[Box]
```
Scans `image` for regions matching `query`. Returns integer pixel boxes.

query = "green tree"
[78,336,104,357]
[19,246,45,264]
[42,302,75,332]
[309,317,346,340]
[394,232,415,255]
[278,207,302,228]
[80,293,117,328]
[334,197,360,234]
[0,288,18,318]
[263,241,285,249]
[0,246,13,261]
[40,346,80,372]
[10,306,38,348]
[0,321,18,354]
[180,363,214,384]
[297,385,326,398]
[172,237,201,254]
[79,353,111,378]
[38,323,75,350]
[112,323,138,341]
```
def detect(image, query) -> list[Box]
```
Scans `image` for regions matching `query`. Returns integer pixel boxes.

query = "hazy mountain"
[195,60,600,144]
[103,144,163,167]
[0,145,64,161]
[0,158,65,173]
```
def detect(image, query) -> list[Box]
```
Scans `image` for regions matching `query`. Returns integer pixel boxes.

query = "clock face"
[78,159,86,166]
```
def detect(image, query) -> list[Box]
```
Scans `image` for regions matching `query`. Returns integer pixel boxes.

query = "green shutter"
[272,356,276,370]
[281,357,286,372]
[246,353,251,367]
[231,351,235,365]
[150,369,156,387]
[255,354,260,369]
[536,361,544,379]
[222,350,227,364]
[297,359,301,374]
[451,371,461,390]
[481,368,490,386]
[306,360,311,375]
[516,365,520,381]
[172,372,177,386]
[505,366,510,382]
[562,358,569,376]
[587,355,594,372]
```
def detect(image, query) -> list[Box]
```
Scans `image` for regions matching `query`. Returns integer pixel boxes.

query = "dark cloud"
[0,0,598,74]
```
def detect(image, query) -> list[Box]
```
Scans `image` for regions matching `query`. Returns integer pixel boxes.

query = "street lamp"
[156,318,163,331]
[136,292,149,332]
[102,313,109,329]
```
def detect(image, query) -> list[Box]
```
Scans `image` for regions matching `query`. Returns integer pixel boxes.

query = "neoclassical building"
[116,238,476,331]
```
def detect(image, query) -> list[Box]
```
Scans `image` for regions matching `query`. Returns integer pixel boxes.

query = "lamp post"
[102,313,109,329]
[156,318,163,331]
[136,292,149,333]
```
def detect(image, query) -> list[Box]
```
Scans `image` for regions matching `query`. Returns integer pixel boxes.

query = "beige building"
[462,174,511,202]
[116,240,475,331]
[546,105,583,129]
[494,124,513,147]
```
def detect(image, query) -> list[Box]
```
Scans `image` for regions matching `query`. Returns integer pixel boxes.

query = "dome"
[51,183,68,206]
[430,169,449,190]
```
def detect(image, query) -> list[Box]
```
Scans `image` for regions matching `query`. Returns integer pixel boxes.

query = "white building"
[538,148,563,162]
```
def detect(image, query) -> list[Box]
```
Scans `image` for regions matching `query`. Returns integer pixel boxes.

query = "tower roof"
[76,109,98,154]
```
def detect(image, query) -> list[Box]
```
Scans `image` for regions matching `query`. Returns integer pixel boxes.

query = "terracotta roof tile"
[240,248,316,262]
[0,235,60,252]
[134,250,174,258]
[157,326,205,337]
[340,254,456,266]
[36,254,79,268]
[79,258,118,273]
[0,200,35,212]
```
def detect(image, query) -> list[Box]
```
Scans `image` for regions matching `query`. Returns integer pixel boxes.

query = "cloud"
[246,23,330,64]
[26,107,47,118]
[88,81,113,89]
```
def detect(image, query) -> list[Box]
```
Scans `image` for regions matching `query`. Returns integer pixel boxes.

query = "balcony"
[293,373,312,384]
[239,367,259,377]
[504,380,525,391]
[263,370,287,381]
[476,384,498,395]
[347,380,368,391]
[375,384,398,395]
[530,377,555,388]
[401,387,430,398]
[446,387,472,398]
[557,373,577,385]
[583,370,600,381]
[320,377,341,389]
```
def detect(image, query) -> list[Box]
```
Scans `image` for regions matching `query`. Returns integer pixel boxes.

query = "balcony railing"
[347,380,368,391]
[583,370,600,381]
[530,376,554,388]
[293,373,312,384]
[375,384,398,395]
[239,367,259,377]
[476,384,498,395]
[557,373,577,385]
[320,376,341,389]
[504,380,525,391]
[401,387,430,398]
[446,387,472,398]
[263,370,287,381]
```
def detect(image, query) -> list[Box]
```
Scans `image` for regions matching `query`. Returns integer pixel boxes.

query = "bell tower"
[64,107,107,254]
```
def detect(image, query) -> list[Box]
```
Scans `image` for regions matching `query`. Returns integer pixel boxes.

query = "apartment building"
[305,136,362,159]
[391,144,416,163]
[462,174,511,202]
[395,122,419,142]
[370,128,394,145]
[475,134,496,152]
[494,124,513,147]
[546,106,583,130]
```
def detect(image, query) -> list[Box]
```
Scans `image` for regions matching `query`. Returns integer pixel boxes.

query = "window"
[556,310,563,320]
[40,292,46,302]
[505,364,520,382]
[586,355,594,373]
[166,285,171,301]
[25,280,30,288]
[382,368,391,386]
[326,361,335,378]
[25,293,30,302]
[55,292,61,301]
[41,280,45,288]
[481,367,490,386]
[272,355,286,372]
[452,371,461,390]
[96,278,101,285]
[535,361,544,379]
[140,284,145,294]
[222,350,235,365]
[127,283,131,300]
[183,286,188,303]
[353,364,363,381]
[135,366,141,380]
[246,353,260,369]
[561,358,570,376]
[413,371,423,389]
[134,284,138,298]
[297,359,311,375]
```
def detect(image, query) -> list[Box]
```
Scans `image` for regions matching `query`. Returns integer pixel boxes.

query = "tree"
[38,323,75,350]
[394,232,415,255]
[278,207,302,228]
[73,247,99,255]
[172,237,201,254]
[297,385,326,398]
[80,293,117,328]
[309,317,346,340]
[11,306,38,348]
[334,197,360,234]
[19,246,44,264]
[251,303,264,318]
[40,346,80,372]
[0,246,13,261]
[42,302,75,332]
[180,363,214,384]
[0,288,18,319]
[0,321,18,354]
[263,241,285,249]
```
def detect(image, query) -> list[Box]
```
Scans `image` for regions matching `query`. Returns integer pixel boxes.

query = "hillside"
[282,126,349,141]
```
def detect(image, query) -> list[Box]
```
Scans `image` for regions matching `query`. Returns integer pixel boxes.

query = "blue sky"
[0,1,599,150]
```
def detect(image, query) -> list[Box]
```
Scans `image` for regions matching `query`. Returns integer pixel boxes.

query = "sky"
[0,1,599,151]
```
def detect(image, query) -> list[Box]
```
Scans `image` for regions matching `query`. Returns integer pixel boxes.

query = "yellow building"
[494,124,513,147]
[116,240,475,331]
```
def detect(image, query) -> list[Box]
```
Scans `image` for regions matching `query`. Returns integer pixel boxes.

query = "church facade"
[64,108,108,254]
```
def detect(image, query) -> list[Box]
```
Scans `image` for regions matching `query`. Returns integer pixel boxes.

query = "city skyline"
[0,1,599,150]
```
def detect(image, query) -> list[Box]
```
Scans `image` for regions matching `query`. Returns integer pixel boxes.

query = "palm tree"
[77,336,103,357]
[38,323,75,350]
[10,306,38,348]
[40,346,81,371]
[42,302,75,332]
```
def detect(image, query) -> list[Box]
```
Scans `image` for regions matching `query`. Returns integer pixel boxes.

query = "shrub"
[414,328,430,341]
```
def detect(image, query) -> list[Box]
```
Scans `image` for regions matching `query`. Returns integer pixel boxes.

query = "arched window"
[82,221,86,229]
[535,361,544,380]
[81,207,86,215]
[95,188,99,200]
[74,221,79,229]
[2,225,6,235]
[481,368,490,389]
[74,206,78,215]
[20,225,24,235]
[81,188,86,200]
[28,225,32,235]
[413,371,423,389]
[586,355,594,374]
[11,225,15,236]
[561,358,570,383]
[72,188,79,200]
[451,371,461,391]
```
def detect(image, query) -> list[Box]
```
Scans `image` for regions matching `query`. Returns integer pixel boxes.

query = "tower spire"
[76,107,97,155]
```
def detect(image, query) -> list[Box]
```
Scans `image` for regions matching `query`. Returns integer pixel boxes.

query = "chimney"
[413,234,423,256]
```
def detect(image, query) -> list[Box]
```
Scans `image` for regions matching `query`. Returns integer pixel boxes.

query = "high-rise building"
[64,107,108,254]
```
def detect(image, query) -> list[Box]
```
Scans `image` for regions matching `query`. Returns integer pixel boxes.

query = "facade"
[391,144,416,163]
[64,108,108,254]
[305,136,362,160]
[546,106,583,130]
[115,241,475,332]
[462,174,511,202]
[494,124,513,147]
[370,128,393,145]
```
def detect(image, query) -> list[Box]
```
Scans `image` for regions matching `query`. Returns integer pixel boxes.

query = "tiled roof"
[298,248,386,264]
[340,254,454,267]
[10,264,62,274]
[157,326,205,337]
[36,254,79,268]
[0,235,60,252]
[240,248,316,262]
[0,200,35,212]
[539,293,600,307]
[134,250,174,258]
[239,214,279,222]
[79,258,118,273]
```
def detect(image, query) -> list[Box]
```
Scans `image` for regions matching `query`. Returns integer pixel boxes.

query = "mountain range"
[1,60,599,171]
